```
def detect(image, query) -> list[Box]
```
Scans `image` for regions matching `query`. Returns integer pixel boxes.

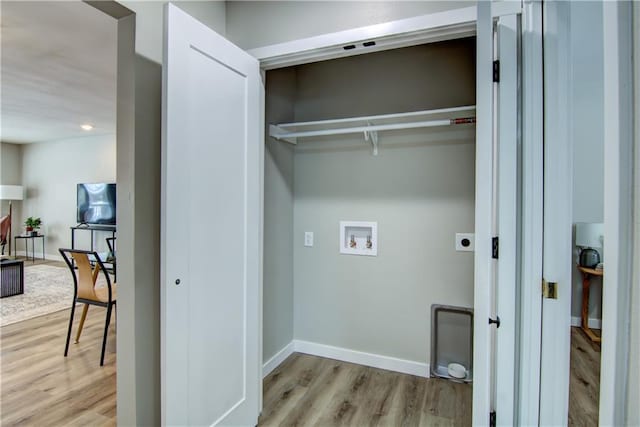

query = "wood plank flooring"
[568,326,600,426]
[0,299,599,426]
[0,307,116,426]
[258,353,471,426]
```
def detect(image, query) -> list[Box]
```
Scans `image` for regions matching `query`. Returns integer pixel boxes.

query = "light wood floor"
[259,353,471,426]
[0,307,116,426]
[0,298,598,427]
[568,326,600,426]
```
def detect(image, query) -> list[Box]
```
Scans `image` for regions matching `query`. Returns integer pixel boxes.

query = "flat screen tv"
[77,183,116,225]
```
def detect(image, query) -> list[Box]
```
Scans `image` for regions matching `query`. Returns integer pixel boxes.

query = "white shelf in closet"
[269,105,476,155]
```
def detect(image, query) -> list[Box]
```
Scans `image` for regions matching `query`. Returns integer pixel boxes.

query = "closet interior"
[262,37,477,382]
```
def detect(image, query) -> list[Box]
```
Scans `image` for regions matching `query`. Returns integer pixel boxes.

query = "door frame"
[539,2,573,424]
[248,0,633,424]
[84,2,142,425]
[248,7,477,70]
[539,1,635,425]
[600,2,635,424]
[516,1,544,425]
[247,4,519,426]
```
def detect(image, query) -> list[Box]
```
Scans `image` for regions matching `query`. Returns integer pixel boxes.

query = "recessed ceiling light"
[81,124,94,131]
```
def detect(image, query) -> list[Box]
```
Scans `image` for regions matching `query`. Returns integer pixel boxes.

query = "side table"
[577,265,603,343]
[13,234,45,262]
[1,258,25,297]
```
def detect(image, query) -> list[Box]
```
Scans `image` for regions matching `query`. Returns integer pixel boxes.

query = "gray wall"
[293,142,475,363]
[570,1,604,321]
[120,0,226,63]
[131,54,162,427]
[263,68,296,362]
[628,3,640,424]
[226,1,473,50]
[0,142,23,245]
[264,39,476,365]
[293,40,476,120]
[19,135,116,258]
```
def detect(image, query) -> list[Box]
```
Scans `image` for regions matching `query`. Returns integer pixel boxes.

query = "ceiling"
[1,1,117,144]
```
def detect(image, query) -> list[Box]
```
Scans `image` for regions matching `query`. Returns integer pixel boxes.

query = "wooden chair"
[59,248,117,366]
[105,236,116,281]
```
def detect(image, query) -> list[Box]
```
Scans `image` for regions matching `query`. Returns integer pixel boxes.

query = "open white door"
[494,12,520,427]
[161,4,263,426]
[473,3,494,424]
[474,2,521,425]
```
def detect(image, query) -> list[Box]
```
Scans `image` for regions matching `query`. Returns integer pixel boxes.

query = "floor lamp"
[0,185,25,257]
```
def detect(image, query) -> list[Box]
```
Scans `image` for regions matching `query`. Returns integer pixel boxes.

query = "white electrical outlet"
[304,232,314,247]
[455,233,475,252]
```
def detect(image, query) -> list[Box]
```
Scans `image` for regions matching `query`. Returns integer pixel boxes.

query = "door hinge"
[492,236,499,259]
[493,60,500,82]
[489,316,501,328]
[542,279,558,299]
[490,410,497,427]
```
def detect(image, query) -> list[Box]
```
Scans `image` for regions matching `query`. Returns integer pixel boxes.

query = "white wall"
[225,1,473,50]
[119,0,225,63]
[281,40,476,365]
[570,1,604,321]
[1,142,23,248]
[19,135,116,259]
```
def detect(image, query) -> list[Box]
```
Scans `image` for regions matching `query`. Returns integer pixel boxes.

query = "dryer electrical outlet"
[455,233,475,252]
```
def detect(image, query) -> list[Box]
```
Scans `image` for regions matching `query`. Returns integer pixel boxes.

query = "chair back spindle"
[71,253,100,300]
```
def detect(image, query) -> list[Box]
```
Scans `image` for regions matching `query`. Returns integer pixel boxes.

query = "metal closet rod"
[270,105,477,143]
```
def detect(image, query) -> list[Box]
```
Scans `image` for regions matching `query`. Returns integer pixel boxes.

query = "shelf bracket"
[363,124,379,156]
[269,124,297,145]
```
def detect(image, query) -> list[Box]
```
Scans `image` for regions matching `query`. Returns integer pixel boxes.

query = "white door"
[474,3,521,425]
[161,4,263,426]
[494,12,520,427]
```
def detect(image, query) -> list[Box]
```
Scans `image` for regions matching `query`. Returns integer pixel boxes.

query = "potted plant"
[25,217,42,236]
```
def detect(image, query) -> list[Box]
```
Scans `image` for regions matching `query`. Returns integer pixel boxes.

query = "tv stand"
[70,225,116,264]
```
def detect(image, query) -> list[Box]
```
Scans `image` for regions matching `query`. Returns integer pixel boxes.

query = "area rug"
[1,264,75,327]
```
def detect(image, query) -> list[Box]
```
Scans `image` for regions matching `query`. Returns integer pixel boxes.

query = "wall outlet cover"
[455,233,475,252]
[304,231,314,247]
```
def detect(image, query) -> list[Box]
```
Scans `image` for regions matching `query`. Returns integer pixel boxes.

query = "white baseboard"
[294,340,429,378]
[9,251,62,262]
[262,341,295,378]
[571,316,602,329]
[45,253,63,262]
[262,340,430,379]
